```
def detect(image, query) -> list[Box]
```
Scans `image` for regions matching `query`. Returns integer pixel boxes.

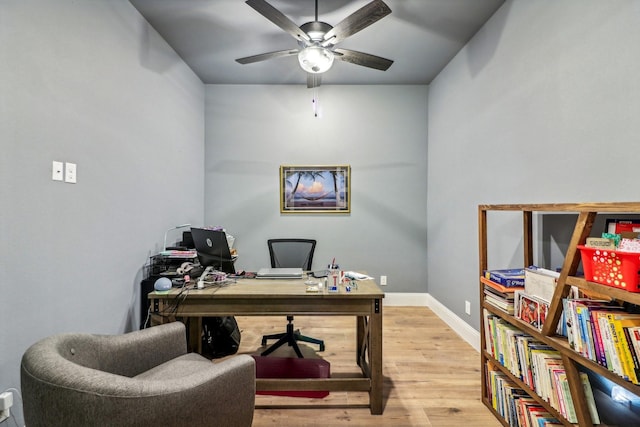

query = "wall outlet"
[465,300,471,315]
[380,275,387,286]
[52,160,64,181]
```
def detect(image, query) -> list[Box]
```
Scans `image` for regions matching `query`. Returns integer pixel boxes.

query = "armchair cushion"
[21,322,255,427]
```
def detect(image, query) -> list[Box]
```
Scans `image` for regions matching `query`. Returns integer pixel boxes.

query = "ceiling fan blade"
[307,73,322,88]
[333,48,393,71]
[245,0,310,43]
[236,49,299,64]
[323,0,391,45]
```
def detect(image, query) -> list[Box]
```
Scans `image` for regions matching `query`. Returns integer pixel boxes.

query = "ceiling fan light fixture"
[298,46,334,74]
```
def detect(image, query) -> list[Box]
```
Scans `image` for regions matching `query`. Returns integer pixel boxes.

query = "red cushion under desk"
[252,355,330,398]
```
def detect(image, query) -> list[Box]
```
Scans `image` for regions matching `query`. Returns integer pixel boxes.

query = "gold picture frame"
[280,165,351,214]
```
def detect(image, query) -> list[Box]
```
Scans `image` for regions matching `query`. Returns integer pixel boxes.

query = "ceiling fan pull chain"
[312,84,319,118]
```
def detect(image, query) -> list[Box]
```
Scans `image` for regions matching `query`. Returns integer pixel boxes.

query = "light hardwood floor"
[227,306,502,427]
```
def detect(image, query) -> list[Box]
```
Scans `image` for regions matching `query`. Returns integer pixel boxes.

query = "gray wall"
[0,1,204,422]
[204,85,428,289]
[427,0,640,329]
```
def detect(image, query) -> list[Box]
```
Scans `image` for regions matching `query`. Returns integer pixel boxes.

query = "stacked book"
[483,310,600,424]
[482,270,525,315]
[158,249,198,259]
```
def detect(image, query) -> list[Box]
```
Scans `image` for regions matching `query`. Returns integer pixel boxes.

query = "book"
[545,360,565,411]
[515,396,536,427]
[611,313,640,384]
[575,303,592,359]
[585,236,616,249]
[590,309,609,367]
[158,249,198,258]
[606,312,627,378]
[551,369,568,419]
[529,347,561,398]
[517,335,540,387]
[580,373,600,424]
[564,299,620,361]
[598,311,618,372]
[607,220,640,234]
[623,327,640,383]
[525,267,559,303]
[481,276,524,293]
[485,293,515,314]
[531,412,559,427]
[484,283,516,300]
[628,327,640,377]
[516,292,549,330]
[558,372,577,423]
[484,268,526,287]
[563,299,575,351]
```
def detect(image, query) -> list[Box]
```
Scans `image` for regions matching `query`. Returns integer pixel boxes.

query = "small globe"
[154,277,172,291]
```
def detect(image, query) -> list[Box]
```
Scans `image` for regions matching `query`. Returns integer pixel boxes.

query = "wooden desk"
[149,277,385,414]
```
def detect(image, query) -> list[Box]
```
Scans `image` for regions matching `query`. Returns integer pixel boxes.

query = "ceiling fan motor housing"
[300,21,333,44]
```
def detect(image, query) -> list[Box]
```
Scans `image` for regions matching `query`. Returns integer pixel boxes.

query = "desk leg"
[186,317,202,354]
[356,316,364,367]
[369,298,383,415]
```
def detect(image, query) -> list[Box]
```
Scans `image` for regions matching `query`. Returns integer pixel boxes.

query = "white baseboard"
[382,292,430,307]
[384,292,480,352]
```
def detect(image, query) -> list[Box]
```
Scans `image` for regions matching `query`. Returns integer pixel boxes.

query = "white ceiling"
[130,0,505,85]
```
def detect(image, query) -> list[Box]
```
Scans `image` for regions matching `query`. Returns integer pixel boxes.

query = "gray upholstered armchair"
[21,322,255,427]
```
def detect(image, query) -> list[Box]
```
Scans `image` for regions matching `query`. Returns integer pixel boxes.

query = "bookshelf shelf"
[479,202,640,427]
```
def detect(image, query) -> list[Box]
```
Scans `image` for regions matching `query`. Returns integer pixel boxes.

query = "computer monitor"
[190,227,236,274]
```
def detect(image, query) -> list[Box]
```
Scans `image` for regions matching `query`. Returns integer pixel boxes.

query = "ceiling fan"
[236,0,394,88]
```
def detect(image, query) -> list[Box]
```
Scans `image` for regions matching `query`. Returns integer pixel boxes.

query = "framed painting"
[280,165,351,214]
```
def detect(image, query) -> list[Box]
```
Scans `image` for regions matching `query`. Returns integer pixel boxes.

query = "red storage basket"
[578,245,640,292]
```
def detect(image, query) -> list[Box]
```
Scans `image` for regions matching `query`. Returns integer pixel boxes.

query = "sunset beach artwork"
[280,165,351,214]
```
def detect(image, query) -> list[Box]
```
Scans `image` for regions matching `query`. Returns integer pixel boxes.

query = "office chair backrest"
[268,239,316,271]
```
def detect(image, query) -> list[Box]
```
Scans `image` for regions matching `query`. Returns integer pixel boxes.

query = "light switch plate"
[65,162,76,183]
[52,161,64,181]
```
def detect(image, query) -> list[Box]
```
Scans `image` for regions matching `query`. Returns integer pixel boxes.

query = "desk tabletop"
[149,277,385,300]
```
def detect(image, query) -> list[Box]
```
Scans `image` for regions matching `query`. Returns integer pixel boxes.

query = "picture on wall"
[280,165,351,214]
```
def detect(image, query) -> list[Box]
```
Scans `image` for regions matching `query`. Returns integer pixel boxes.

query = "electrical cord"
[148,276,236,326]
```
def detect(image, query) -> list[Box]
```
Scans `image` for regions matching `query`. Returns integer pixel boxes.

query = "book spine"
[552,370,567,419]
[569,301,582,354]
[580,373,601,424]
[560,375,577,423]
[623,327,640,384]
[563,299,574,350]
[631,329,640,378]
[606,312,627,378]
[488,272,525,287]
[613,319,639,384]
[575,305,588,358]
[590,310,607,367]
[598,313,615,371]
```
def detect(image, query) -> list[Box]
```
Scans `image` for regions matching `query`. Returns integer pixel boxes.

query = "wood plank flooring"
[226,306,502,427]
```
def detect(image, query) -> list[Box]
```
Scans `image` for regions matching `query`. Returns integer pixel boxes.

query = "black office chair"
[261,239,325,358]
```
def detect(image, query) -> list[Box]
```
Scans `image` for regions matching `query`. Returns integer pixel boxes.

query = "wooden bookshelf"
[479,202,640,427]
